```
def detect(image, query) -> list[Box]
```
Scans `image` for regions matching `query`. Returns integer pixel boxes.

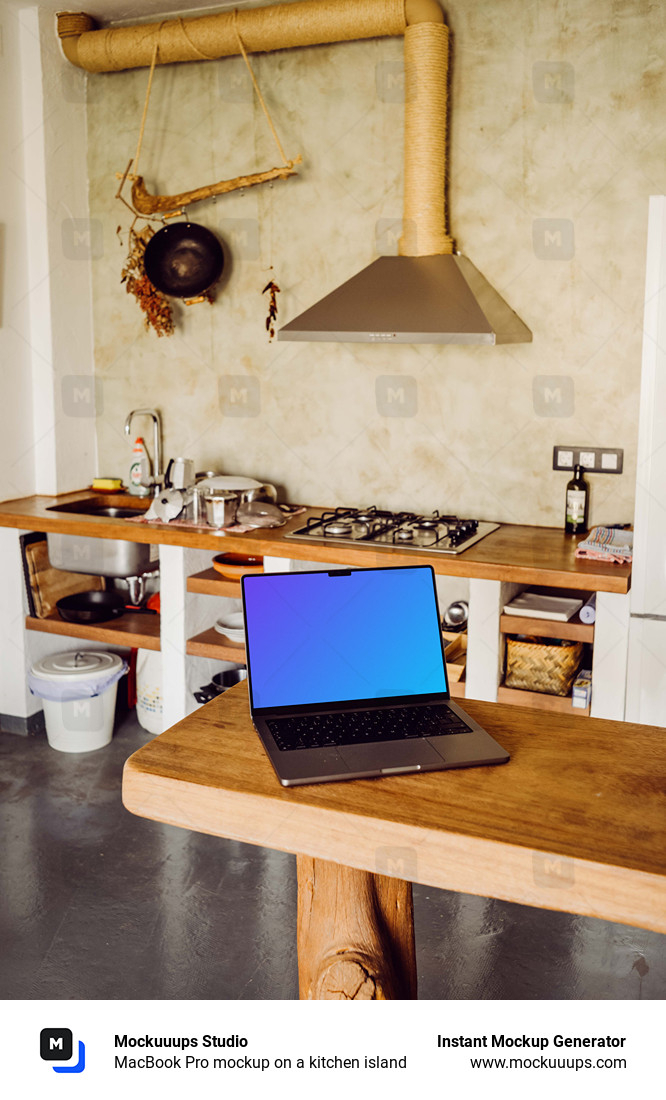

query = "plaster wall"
[0,5,35,503]
[0,3,96,504]
[87,0,665,525]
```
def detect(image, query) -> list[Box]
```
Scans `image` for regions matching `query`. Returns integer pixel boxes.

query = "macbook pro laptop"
[241,564,509,786]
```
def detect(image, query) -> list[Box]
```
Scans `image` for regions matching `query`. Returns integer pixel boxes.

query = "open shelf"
[497,683,589,717]
[26,611,161,651]
[500,614,594,643]
[186,627,246,662]
[186,569,242,598]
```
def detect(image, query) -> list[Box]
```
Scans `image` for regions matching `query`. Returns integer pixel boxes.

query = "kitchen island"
[122,681,666,1000]
[0,489,632,731]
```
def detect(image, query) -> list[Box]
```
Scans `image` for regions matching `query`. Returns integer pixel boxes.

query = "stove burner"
[355,509,393,522]
[287,506,498,555]
[324,521,353,537]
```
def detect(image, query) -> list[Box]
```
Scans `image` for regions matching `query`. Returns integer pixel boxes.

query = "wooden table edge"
[122,758,666,936]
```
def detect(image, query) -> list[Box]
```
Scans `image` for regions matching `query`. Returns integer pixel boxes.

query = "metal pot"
[143,222,224,299]
[202,489,238,528]
[194,667,247,704]
[212,668,247,690]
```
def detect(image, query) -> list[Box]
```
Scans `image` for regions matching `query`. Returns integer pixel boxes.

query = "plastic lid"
[31,650,124,682]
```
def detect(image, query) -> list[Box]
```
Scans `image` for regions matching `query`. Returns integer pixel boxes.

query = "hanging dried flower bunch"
[263,279,280,341]
[120,224,175,337]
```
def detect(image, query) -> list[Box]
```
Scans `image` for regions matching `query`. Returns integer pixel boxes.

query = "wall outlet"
[553,446,624,474]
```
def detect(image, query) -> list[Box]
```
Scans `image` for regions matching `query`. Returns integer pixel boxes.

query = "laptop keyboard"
[266,704,472,752]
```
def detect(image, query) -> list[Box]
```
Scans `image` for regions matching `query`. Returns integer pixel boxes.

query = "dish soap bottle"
[565,463,589,534]
[128,437,151,497]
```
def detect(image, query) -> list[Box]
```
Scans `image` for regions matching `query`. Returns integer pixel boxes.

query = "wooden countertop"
[123,684,666,932]
[0,489,631,592]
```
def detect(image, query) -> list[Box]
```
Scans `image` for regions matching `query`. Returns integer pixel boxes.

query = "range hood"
[278,254,532,344]
[277,7,532,346]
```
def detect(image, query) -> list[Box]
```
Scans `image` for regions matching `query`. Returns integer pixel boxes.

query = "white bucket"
[30,651,126,753]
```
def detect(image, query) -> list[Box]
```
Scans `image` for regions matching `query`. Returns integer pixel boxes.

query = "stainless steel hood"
[278,254,532,344]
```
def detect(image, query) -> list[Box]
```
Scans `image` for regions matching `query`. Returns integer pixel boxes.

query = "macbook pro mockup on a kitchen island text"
[240,565,509,786]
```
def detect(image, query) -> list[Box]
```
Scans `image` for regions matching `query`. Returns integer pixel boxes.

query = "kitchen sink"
[46,495,150,517]
[46,496,157,578]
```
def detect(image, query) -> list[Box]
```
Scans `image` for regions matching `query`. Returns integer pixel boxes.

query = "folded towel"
[575,527,633,563]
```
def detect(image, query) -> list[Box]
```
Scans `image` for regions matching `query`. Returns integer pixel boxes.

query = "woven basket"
[505,637,583,696]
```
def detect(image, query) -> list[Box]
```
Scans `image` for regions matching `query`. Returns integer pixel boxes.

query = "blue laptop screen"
[242,566,448,710]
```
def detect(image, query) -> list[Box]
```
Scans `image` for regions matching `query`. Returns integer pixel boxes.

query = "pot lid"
[198,476,262,491]
[31,650,124,681]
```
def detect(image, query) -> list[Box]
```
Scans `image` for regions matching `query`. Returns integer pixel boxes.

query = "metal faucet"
[124,408,163,496]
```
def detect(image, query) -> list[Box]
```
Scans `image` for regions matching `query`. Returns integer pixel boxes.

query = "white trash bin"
[29,651,127,753]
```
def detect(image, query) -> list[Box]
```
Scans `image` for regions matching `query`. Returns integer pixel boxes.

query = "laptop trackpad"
[339,739,441,773]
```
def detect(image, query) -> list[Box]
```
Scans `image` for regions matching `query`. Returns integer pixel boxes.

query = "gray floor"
[1,708,664,1000]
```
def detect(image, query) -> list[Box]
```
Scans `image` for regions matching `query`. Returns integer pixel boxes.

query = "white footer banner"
[2,999,658,1100]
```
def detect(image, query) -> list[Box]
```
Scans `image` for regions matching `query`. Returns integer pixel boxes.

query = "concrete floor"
[1,709,664,1000]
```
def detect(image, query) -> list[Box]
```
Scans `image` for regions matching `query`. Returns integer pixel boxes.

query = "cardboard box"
[572,669,592,709]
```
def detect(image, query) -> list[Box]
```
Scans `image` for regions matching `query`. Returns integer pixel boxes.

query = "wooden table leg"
[296,855,417,1000]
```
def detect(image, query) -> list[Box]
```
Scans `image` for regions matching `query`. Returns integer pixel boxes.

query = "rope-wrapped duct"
[55,10,95,37]
[58,0,407,73]
[399,21,454,256]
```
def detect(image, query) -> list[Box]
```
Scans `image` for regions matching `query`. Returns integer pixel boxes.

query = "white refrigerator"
[626,194,666,726]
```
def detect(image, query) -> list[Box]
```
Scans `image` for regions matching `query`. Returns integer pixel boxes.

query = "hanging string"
[133,40,160,179]
[232,9,290,167]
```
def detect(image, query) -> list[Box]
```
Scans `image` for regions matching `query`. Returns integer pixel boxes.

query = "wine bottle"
[565,464,589,534]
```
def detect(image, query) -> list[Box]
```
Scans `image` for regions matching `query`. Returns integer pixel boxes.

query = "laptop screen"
[242,565,448,711]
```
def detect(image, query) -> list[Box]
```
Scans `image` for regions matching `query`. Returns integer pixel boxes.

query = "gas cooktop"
[285,507,499,555]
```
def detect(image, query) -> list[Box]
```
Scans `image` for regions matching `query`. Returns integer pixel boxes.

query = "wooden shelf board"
[26,611,161,651]
[187,626,246,662]
[500,614,594,643]
[497,683,589,717]
[187,569,242,597]
[449,680,465,699]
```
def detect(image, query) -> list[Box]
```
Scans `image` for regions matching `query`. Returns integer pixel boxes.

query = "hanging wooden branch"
[118,16,302,218]
[129,156,302,215]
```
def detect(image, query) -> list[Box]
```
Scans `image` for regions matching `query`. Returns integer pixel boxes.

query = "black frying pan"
[56,591,125,624]
[143,222,224,299]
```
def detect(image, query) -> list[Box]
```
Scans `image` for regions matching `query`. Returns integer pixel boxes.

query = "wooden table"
[122,684,666,999]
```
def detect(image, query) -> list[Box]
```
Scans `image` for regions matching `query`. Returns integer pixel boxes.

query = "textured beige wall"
[87,0,665,525]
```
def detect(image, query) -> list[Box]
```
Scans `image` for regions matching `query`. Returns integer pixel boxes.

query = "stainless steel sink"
[46,495,150,517]
[46,496,157,578]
